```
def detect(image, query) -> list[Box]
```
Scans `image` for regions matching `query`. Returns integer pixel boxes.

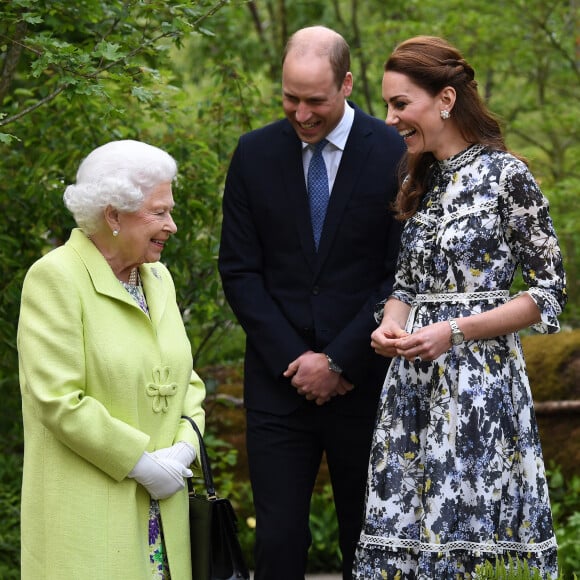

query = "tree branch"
[348,0,374,117]
[0,84,68,127]
[191,0,230,28]
[246,1,265,42]
[0,0,230,128]
[523,4,580,80]
[0,18,28,103]
[534,400,580,414]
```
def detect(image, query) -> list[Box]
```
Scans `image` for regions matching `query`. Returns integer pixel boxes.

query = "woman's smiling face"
[382,70,449,159]
[116,181,177,267]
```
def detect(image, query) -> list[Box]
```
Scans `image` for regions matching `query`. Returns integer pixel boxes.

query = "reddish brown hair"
[385,36,510,220]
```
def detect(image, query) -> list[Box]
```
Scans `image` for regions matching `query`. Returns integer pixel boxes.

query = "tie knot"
[312,139,328,154]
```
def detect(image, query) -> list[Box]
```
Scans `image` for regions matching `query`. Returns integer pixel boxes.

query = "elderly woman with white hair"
[18,140,205,579]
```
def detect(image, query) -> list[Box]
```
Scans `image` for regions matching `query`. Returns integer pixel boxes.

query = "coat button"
[312,286,320,295]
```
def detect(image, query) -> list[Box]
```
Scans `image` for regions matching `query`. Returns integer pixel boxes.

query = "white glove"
[128,451,193,500]
[151,441,196,468]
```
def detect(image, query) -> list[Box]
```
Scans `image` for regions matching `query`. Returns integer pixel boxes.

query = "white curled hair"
[63,139,177,234]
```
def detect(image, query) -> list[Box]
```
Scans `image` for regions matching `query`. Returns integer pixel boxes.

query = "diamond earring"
[440,110,450,120]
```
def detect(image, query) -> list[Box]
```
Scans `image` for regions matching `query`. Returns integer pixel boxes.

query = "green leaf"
[94,41,125,62]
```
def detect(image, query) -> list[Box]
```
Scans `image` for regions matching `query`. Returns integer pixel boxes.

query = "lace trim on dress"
[412,212,437,227]
[413,290,509,304]
[440,199,497,228]
[414,199,499,229]
[358,533,558,556]
[519,288,563,334]
[437,143,486,174]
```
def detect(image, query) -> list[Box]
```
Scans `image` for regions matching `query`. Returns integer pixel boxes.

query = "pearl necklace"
[128,268,139,286]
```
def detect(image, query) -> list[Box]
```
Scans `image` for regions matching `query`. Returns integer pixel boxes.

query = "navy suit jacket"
[218,105,405,416]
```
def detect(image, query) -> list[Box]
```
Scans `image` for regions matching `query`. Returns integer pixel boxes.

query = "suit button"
[312,286,320,295]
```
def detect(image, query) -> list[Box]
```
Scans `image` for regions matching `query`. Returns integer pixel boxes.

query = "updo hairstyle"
[385,36,508,219]
[63,140,177,234]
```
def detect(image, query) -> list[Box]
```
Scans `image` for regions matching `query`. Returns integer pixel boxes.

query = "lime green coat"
[18,229,205,580]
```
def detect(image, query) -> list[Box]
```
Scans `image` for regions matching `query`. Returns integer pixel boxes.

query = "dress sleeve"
[499,159,567,333]
[371,215,419,324]
[390,218,419,308]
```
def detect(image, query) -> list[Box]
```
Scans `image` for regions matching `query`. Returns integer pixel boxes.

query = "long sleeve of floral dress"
[498,159,567,330]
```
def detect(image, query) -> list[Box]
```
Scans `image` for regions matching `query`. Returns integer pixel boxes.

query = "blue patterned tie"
[307,139,329,250]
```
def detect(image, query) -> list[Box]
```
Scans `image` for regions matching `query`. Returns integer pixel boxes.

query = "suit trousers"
[246,401,376,580]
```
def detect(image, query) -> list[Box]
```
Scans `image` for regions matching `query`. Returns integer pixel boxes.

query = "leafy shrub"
[0,453,22,578]
[557,512,580,580]
[549,464,580,578]
[475,556,552,579]
[308,483,341,573]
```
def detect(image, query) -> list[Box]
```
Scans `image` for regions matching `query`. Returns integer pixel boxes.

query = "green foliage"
[190,429,239,495]
[308,484,341,572]
[475,556,548,579]
[0,453,22,578]
[546,178,580,325]
[548,464,580,578]
[225,479,257,571]
[557,512,580,580]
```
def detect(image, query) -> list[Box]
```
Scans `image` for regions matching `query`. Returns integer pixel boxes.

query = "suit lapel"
[316,111,373,265]
[279,112,375,272]
[280,125,319,271]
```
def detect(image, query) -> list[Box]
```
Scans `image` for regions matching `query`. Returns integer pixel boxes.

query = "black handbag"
[181,415,250,580]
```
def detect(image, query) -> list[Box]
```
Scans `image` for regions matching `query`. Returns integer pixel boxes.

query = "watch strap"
[325,355,342,374]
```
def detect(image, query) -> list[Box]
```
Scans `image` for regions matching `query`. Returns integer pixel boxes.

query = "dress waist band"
[413,290,509,304]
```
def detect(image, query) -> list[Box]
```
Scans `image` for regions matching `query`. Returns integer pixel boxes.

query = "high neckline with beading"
[437,144,485,174]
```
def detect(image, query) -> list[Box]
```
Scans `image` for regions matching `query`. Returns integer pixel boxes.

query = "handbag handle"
[181,415,217,499]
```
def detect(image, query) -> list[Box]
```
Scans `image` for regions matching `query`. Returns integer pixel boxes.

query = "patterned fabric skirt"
[352,329,558,579]
[149,499,171,579]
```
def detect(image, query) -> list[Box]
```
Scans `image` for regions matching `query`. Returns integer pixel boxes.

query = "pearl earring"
[113,230,119,237]
[440,110,450,120]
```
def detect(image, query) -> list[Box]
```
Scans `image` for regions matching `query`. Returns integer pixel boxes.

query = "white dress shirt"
[302,102,355,194]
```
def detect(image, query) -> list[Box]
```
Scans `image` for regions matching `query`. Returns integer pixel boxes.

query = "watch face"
[449,320,464,346]
[451,332,464,346]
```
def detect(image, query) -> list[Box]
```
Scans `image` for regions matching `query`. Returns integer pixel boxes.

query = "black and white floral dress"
[353,145,567,579]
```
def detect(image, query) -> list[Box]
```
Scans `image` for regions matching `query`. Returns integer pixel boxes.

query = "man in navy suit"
[218,26,405,579]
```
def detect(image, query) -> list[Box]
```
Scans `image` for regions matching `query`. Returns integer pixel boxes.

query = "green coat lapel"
[67,228,170,324]
[140,263,170,326]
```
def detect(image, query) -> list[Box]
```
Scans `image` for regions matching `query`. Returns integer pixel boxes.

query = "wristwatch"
[448,319,465,346]
[325,355,343,374]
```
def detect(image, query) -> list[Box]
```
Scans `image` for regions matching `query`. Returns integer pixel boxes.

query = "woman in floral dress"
[353,36,567,579]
